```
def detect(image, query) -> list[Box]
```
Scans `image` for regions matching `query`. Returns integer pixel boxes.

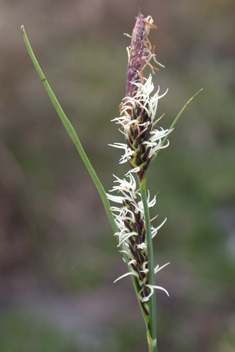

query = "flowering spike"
[107,174,169,310]
[125,11,145,98]
[125,11,159,99]
[113,75,172,182]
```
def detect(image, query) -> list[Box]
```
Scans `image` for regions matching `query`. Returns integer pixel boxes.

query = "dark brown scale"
[142,111,150,124]
[132,110,137,121]
[129,127,134,137]
[136,106,143,117]
[126,137,132,149]
[129,202,136,213]
[143,148,151,161]
[133,247,142,263]
[139,144,145,154]
[139,271,146,283]
[135,250,145,266]
[135,234,142,244]
[124,219,133,232]
[134,212,141,223]
[140,283,146,296]
[144,131,151,140]
[133,222,140,234]
[129,244,136,259]
[133,128,138,139]
[130,239,137,249]
[136,265,145,281]
[140,218,145,229]
[143,284,149,297]
[130,263,136,273]
[134,153,141,165]
[135,262,141,273]
[136,247,145,261]
[136,249,145,264]
[139,125,145,134]
[145,158,150,168]
[142,229,146,242]
[141,301,149,316]
[123,190,131,198]
[143,124,151,134]
[138,171,144,182]
[134,136,140,149]
[140,229,146,240]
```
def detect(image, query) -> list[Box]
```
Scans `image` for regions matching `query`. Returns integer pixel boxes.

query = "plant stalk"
[140,175,157,352]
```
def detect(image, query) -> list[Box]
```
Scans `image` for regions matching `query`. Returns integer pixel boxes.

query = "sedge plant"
[21,11,202,352]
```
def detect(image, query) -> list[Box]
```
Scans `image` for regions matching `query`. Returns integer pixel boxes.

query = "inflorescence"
[107,11,170,313]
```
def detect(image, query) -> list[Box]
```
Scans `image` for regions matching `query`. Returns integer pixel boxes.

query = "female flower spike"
[107,174,169,315]
[111,12,172,182]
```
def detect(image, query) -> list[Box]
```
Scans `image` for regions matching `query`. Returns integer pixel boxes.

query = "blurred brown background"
[0,0,235,351]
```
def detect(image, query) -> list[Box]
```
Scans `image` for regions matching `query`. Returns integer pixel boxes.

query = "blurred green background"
[0,0,235,351]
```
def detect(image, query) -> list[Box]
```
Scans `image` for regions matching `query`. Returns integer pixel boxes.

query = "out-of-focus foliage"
[0,1,234,351]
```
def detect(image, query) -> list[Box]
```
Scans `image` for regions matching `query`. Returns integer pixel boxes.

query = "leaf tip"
[194,87,203,98]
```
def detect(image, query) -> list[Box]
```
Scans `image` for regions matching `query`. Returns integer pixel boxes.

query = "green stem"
[140,175,157,352]
[21,25,117,234]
